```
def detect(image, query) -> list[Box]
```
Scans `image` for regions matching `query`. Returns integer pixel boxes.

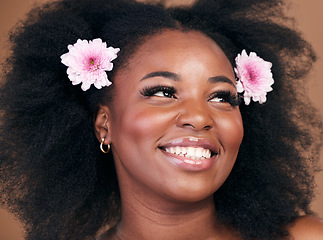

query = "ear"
[94,105,112,145]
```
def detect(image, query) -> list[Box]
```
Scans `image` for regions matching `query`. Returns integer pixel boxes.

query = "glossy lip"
[159,137,219,171]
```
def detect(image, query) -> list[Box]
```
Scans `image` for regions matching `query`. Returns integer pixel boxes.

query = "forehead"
[114,30,235,82]
[139,30,225,53]
[126,30,233,72]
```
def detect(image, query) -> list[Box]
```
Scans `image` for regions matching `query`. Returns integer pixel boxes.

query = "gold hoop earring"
[100,138,110,154]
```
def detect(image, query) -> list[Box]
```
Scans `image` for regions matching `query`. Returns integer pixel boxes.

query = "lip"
[159,137,219,171]
[160,137,219,155]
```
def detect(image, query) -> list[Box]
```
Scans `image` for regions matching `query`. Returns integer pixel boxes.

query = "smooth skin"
[95,30,323,240]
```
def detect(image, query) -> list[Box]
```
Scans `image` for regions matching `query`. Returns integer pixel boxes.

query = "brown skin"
[95,30,323,240]
[288,216,323,240]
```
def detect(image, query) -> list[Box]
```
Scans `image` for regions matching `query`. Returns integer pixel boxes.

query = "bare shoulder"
[288,215,323,240]
[0,208,25,240]
[96,225,117,240]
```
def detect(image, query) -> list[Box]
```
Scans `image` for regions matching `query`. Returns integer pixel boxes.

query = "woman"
[0,0,322,239]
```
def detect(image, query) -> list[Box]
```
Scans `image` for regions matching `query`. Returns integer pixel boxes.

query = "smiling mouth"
[163,146,212,160]
[159,146,218,169]
[159,137,219,169]
[159,145,218,163]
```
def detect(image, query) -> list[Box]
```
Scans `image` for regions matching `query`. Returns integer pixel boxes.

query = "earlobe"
[94,105,112,144]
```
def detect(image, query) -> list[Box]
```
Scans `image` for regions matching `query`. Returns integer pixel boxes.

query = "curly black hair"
[0,0,322,239]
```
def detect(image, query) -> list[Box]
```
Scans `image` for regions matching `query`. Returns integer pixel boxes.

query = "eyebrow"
[140,71,235,86]
[208,76,235,86]
[140,71,179,81]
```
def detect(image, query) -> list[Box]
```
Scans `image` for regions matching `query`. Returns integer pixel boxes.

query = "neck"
[114,193,229,240]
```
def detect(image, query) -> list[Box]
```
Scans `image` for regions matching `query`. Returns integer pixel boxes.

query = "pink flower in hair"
[234,50,274,105]
[61,38,120,91]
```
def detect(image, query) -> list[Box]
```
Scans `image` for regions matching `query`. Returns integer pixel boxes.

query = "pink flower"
[234,50,274,105]
[61,38,120,91]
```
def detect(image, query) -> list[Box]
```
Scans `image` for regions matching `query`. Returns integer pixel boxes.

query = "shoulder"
[96,225,117,240]
[288,215,323,240]
[0,208,24,240]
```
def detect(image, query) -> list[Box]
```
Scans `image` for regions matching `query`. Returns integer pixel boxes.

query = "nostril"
[176,109,214,131]
[204,125,212,130]
[181,123,212,131]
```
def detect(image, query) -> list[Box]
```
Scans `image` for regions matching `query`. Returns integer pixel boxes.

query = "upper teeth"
[164,146,211,159]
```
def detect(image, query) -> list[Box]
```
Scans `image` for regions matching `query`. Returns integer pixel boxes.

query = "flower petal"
[234,50,274,105]
[61,38,120,91]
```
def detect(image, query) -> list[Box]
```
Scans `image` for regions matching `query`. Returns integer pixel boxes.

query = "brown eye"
[209,96,226,103]
[154,90,175,98]
[208,90,241,106]
[140,85,177,99]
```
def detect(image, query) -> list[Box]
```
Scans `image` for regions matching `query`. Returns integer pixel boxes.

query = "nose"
[176,100,214,131]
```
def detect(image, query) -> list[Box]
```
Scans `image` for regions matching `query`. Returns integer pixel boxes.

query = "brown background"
[0,0,322,238]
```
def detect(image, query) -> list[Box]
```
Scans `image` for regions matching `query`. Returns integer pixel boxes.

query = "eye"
[208,90,241,106]
[209,96,226,103]
[154,90,174,98]
[140,85,177,99]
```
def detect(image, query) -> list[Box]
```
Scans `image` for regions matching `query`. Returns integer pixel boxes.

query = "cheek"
[217,110,244,152]
[111,106,176,146]
[212,111,243,187]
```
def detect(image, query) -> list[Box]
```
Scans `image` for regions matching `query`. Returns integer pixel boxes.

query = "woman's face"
[105,30,243,203]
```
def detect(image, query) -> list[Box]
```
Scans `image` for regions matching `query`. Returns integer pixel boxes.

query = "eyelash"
[208,90,241,106]
[140,85,241,106]
[140,85,177,98]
